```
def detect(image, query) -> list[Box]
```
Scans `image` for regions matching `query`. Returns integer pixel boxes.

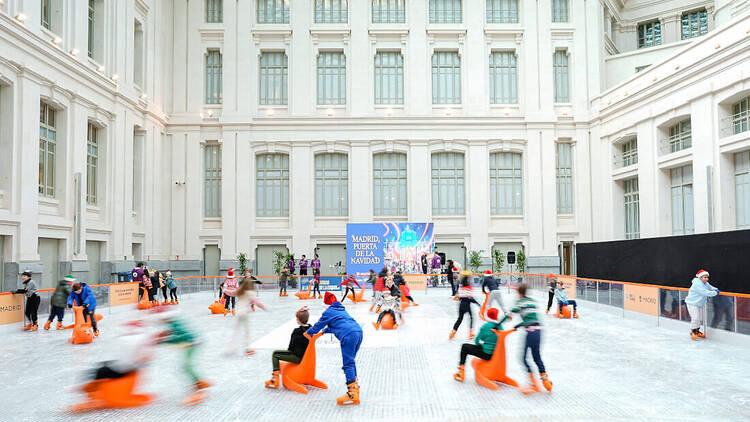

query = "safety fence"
[2,273,748,339]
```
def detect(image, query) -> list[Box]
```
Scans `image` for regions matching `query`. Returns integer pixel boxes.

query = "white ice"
[1,287,749,422]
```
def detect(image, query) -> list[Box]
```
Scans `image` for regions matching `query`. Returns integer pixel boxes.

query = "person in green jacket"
[453,307,504,382]
[44,275,74,330]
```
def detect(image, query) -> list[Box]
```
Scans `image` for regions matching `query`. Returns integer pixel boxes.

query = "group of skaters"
[132,262,179,305]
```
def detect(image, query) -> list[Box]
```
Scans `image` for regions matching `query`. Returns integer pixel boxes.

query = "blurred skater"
[44,275,73,330]
[450,275,480,340]
[226,276,267,357]
[339,275,361,303]
[481,270,506,316]
[394,271,417,305]
[502,284,552,394]
[453,308,506,382]
[307,292,364,406]
[12,271,40,331]
[67,282,99,336]
[685,269,718,340]
[265,307,312,389]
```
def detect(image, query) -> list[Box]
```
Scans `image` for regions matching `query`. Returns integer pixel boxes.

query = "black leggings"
[25,294,40,324]
[460,343,491,365]
[138,282,145,300]
[83,306,98,332]
[146,287,154,301]
[92,363,134,380]
[342,287,355,302]
[377,310,396,323]
[312,284,320,296]
[161,286,168,301]
[405,295,415,303]
[453,299,476,331]
[169,288,178,301]
[224,296,236,310]
[546,291,554,311]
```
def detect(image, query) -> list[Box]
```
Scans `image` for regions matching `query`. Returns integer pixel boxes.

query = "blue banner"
[299,276,341,292]
[346,223,434,276]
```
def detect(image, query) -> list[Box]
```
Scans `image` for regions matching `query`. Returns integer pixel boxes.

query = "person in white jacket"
[684,269,719,340]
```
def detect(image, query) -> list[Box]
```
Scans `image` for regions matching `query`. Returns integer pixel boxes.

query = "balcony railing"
[721,109,750,138]
[659,134,692,155]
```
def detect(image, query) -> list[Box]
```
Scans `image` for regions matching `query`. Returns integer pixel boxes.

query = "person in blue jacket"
[307,291,363,406]
[684,269,718,340]
[67,282,99,336]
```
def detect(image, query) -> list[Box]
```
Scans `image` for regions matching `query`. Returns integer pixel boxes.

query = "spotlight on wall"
[97,65,105,72]
[15,12,27,22]
[265,108,275,117]
[52,37,62,45]
[206,109,214,118]
[111,74,119,81]
[385,108,393,117]
[503,108,511,116]
[70,48,79,56]
[443,108,453,117]
[140,93,148,100]
[326,108,334,117]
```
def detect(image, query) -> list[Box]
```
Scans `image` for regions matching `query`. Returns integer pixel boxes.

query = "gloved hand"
[67,304,73,308]
[715,289,720,294]
[563,301,569,306]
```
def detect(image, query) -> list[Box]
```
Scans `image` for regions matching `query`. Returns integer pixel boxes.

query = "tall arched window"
[373,153,407,216]
[315,153,349,216]
[489,152,523,215]
[256,153,289,217]
[431,152,465,215]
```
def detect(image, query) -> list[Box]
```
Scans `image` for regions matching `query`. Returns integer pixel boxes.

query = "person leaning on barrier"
[12,271,40,331]
[684,269,718,341]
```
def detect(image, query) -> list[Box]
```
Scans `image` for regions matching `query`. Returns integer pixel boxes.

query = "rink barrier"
[2,273,748,337]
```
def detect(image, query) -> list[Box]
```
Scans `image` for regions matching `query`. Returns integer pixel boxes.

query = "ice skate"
[696,330,706,338]
[372,322,380,330]
[43,321,51,330]
[449,329,456,339]
[453,365,465,382]
[468,329,475,339]
[573,311,579,318]
[245,349,256,356]
[540,373,553,392]
[690,330,699,340]
[336,382,360,406]
[56,321,63,330]
[195,380,212,390]
[31,324,38,331]
[182,390,205,406]
[265,371,280,389]
[520,373,541,395]
[22,323,32,331]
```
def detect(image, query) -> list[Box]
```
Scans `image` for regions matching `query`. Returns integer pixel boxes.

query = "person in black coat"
[265,308,312,389]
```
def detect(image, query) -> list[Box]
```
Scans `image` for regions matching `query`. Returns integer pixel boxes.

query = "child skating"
[502,283,552,394]
[453,307,505,382]
[450,275,480,340]
[685,269,718,340]
[554,280,579,317]
[67,282,99,336]
[481,270,506,316]
[226,274,268,356]
[372,291,401,329]
[312,269,322,299]
[44,275,72,330]
[279,268,289,296]
[339,275,361,303]
[223,268,238,315]
[165,270,178,304]
[307,292,364,405]
[265,307,312,389]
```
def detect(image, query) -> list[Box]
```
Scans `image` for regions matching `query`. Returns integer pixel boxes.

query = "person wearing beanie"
[12,271,40,331]
[450,275,480,340]
[223,268,238,315]
[67,281,99,336]
[44,275,73,330]
[453,307,506,382]
[165,271,178,304]
[481,270,506,316]
[685,269,718,340]
[307,291,364,405]
[265,307,312,389]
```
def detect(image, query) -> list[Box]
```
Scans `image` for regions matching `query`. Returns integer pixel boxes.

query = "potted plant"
[517,250,526,273]
[236,252,248,275]
[273,251,296,288]
[468,250,484,285]
[492,249,504,273]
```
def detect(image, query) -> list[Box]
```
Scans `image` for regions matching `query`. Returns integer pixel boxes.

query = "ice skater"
[502,283,552,394]
[279,268,289,296]
[450,275,480,340]
[226,275,267,356]
[453,307,506,382]
[12,271,40,331]
[67,281,99,336]
[481,270,506,316]
[394,271,418,305]
[685,269,718,340]
[372,291,401,329]
[339,275,361,303]
[223,268,238,315]
[44,275,72,330]
[307,292,363,406]
[312,269,322,299]
[554,280,579,317]
[265,307,312,389]
[165,270,178,304]
[545,275,556,314]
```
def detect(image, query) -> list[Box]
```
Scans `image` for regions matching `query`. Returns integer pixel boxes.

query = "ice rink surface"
[1,287,749,422]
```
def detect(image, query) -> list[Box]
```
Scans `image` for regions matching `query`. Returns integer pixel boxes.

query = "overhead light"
[265,108,275,116]
[206,109,214,117]
[97,65,105,72]
[52,37,62,45]
[70,48,79,56]
[503,108,511,116]
[111,74,119,81]
[444,109,453,117]
[385,108,393,116]
[140,93,148,100]
[326,108,334,117]
[15,12,27,22]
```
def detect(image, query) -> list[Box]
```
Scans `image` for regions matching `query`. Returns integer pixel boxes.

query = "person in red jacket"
[339,275,361,303]
[370,268,387,312]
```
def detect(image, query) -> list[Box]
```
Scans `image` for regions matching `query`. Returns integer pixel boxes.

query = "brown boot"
[265,371,280,389]
[453,365,465,382]
[520,372,541,395]
[540,373,553,392]
[336,381,360,406]
[43,321,51,330]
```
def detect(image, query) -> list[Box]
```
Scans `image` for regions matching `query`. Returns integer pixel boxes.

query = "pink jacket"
[223,278,238,297]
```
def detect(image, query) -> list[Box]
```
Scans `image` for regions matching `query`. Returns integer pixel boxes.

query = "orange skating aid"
[209,296,226,314]
[295,282,315,300]
[69,371,154,413]
[555,305,572,319]
[349,286,367,303]
[137,288,152,310]
[278,332,328,394]
[471,329,519,391]
[479,292,489,321]
[379,313,397,330]
[69,306,95,345]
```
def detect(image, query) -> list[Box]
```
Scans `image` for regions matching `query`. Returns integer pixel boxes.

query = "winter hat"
[452,267,458,272]
[696,270,709,278]
[227,268,235,278]
[486,308,499,321]
[324,291,337,305]
[64,275,76,284]
[484,270,493,275]
[72,283,82,291]
[166,270,172,276]
[21,271,32,277]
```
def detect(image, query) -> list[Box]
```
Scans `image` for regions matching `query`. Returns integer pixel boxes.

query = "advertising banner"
[109,282,139,307]
[346,223,434,276]
[0,293,24,325]
[624,284,658,316]
[558,276,577,299]
[403,274,427,291]
[300,276,342,292]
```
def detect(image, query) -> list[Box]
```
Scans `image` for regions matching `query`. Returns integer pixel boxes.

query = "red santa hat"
[696,269,709,278]
[484,270,493,275]
[324,291,337,305]
[227,268,235,278]
[486,308,499,321]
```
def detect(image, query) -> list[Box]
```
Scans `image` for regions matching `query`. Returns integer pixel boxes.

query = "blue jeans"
[522,328,546,374]
[47,305,65,322]
[339,329,363,384]
[558,300,577,313]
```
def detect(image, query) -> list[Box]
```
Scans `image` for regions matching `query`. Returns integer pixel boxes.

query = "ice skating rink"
[1,288,749,422]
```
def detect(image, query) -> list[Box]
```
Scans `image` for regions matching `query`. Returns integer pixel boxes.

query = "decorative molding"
[199,28,225,44]
[484,27,524,45]
[252,27,293,46]
[310,27,352,45]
